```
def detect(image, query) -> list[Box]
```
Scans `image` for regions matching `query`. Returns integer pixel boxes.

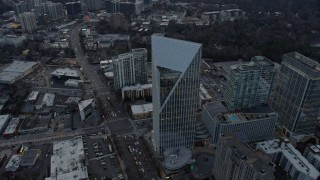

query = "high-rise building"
[16,2,29,14]
[152,35,202,154]
[269,52,320,135]
[47,2,64,20]
[105,0,144,17]
[113,48,147,90]
[224,64,261,110]
[66,1,82,18]
[18,12,37,32]
[213,133,275,180]
[202,101,277,145]
[304,145,320,172]
[81,0,104,11]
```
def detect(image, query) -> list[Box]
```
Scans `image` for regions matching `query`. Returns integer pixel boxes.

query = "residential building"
[304,145,320,172]
[81,0,104,11]
[257,139,320,180]
[269,52,320,135]
[121,83,152,101]
[202,101,277,145]
[152,35,202,154]
[18,12,37,32]
[113,48,147,90]
[213,133,275,180]
[15,2,29,14]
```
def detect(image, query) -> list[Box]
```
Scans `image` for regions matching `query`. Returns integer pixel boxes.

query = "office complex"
[113,48,147,90]
[269,52,320,135]
[152,35,202,154]
[202,101,277,145]
[257,139,320,180]
[18,12,37,32]
[213,133,275,180]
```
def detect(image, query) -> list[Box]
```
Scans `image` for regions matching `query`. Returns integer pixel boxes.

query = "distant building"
[78,99,95,121]
[303,145,320,172]
[131,103,152,120]
[15,2,29,14]
[113,48,148,91]
[152,35,202,154]
[109,13,128,31]
[269,52,320,135]
[213,133,275,180]
[18,12,37,32]
[81,0,104,11]
[257,139,320,180]
[0,35,26,47]
[66,1,82,19]
[105,0,143,17]
[202,102,277,145]
[46,2,64,20]
[121,83,152,101]
[45,136,88,180]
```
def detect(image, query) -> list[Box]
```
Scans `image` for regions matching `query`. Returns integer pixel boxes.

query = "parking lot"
[83,135,124,180]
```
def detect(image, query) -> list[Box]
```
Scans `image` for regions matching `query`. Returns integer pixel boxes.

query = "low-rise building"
[0,115,11,134]
[20,149,41,167]
[122,84,152,101]
[26,91,39,104]
[45,136,88,180]
[3,117,20,138]
[0,61,39,84]
[78,99,95,121]
[64,79,82,88]
[257,139,320,180]
[131,103,152,120]
[51,68,80,80]
[5,154,22,172]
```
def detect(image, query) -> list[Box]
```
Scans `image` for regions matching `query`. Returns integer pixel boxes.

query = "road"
[70,25,108,91]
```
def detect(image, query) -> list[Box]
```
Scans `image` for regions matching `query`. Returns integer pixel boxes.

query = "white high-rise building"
[113,48,147,90]
[18,12,37,32]
[152,35,202,154]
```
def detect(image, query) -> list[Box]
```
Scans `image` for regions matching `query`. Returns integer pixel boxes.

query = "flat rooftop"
[42,93,55,107]
[51,68,79,78]
[27,91,39,101]
[2,60,38,73]
[3,117,19,135]
[257,139,320,178]
[0,115,10,130]
[46,136,88,180]
[131,103,153,114]
[5,154,22,172]
[122,83,152,91]
[20,149,40,166]
[203,101,227,118]
[78,99,94,112]
[213,60,245,74]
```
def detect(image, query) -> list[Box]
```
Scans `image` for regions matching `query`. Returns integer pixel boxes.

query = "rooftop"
[46,136,88,180]
[42,93,55,107]
[0,115,10,130]
[163,147,192,171]
[257,139,320,178]
[3,117,19,135]
[131,103,153,114]
[122,83,152,91]
[221,133,274,174]
[5,154,22,172]
[20,149,40,167]
[203,101,227,119]
[26,91,39,101]
[2,60,38,73]
[51,68,79,78]
[78,99,94,112]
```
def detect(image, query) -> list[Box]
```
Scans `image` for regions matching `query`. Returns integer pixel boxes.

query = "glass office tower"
[152,35,202,154]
